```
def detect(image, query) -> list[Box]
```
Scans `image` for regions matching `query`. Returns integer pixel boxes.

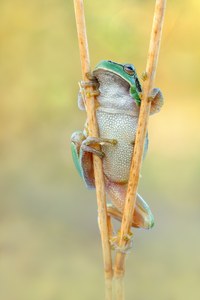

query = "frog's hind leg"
[135,193,154,229]
[81,137,117,158]
[105,179,154,229]
[71,131,95,189]
[107,197,154,230]
[71,134,117,189]
[71,131,86,177]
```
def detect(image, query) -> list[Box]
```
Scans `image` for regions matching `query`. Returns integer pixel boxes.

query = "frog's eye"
[123,64,135,76]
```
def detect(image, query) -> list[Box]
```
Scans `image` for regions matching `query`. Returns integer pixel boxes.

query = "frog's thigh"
[107,194,154,230]
[71,131,95,189]
[80,150,95,189]
[71,131,86,177]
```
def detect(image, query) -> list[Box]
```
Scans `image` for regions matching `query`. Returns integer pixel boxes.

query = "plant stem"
[114,277,125,300]
[73,0,113,281]
[114,0,167,278]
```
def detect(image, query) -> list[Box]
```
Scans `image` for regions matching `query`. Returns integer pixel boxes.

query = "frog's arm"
[149,88,164,115]
[130,85,164,114]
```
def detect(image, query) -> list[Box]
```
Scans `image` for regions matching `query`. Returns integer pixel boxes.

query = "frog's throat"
[96,106,139,117]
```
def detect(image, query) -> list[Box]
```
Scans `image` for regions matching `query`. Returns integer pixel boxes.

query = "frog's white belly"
[96,108,138,183]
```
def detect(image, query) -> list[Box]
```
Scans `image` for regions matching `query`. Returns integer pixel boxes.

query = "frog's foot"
[80,80,99,90]
[109,225,134,253]
[78,77,100,110]
[81,137,117,159]
[79,81,100,97]
[80,71,99,91]
[149,88,164,115]
[106,193,154,230]
[107,204,134,253]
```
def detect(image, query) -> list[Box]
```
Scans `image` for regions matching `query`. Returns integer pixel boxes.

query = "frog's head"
[93,60,163,113]
[93,60,142,106]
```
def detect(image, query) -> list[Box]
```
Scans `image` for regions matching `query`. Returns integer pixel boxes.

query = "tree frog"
[71,60,163,230]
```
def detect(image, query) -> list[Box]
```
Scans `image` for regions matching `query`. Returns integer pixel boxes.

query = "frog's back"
[96,108,138,183]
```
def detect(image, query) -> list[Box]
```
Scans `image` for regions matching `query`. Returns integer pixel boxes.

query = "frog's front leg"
[149,88,164,115]
[71,133,117,189]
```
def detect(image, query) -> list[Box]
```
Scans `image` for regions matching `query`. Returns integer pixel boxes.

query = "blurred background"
[0,0,200,299]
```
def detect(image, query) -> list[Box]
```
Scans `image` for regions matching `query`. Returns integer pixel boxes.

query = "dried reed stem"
[114,277,125,300]
[114,0,167,278]
[73,0,113,281]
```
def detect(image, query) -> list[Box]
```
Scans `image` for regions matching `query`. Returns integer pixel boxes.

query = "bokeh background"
[0,0,200,299]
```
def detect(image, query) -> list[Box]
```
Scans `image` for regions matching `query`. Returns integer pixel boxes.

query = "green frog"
[71,60,163,230]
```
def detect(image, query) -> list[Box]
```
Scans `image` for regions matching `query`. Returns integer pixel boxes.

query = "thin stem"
[114,0,167,278]
[73,0,113,281]
[114,277,125,300]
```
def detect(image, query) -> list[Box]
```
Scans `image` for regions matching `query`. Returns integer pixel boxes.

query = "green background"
[0,0,200,299]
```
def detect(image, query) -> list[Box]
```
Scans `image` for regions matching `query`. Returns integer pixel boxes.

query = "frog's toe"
[138,208,154,229]
[80,80,99,89]
[79,81,100,98]
[81,137,117,158]
[84,137,117,146]
[71,131,85,145]
[80,71,99,89]
[81,143,105,158]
